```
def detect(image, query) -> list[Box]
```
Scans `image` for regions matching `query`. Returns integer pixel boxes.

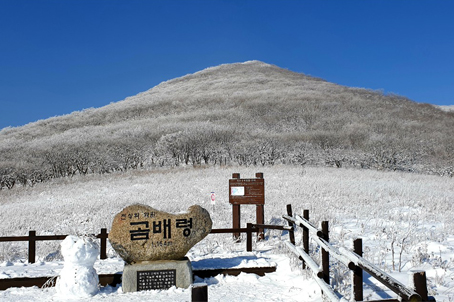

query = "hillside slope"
[1,61,453,188]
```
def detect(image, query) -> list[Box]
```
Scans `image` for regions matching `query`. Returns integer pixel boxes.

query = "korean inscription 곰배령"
[109,204,212,263]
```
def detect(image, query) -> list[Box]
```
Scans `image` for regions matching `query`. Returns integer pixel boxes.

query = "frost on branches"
[55,235,100,298]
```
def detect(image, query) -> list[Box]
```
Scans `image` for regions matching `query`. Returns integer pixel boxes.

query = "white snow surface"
[0,165,453,301]
[436,104,454,112]
[0,252,322,302]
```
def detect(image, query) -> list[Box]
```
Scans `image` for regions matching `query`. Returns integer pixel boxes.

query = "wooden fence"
[0,225,290,264]
[0,229,109,264]
[0,225,285,291]
[283,204,434,302]
[0,208,434,301]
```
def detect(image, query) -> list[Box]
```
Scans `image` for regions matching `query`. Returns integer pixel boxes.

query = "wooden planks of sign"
[229,173,265,240]
[229,173,264,205]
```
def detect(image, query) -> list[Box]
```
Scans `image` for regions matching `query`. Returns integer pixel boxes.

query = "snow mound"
[55,235,100,298]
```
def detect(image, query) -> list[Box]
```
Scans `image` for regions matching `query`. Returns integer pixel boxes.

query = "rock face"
[109,204,212,264]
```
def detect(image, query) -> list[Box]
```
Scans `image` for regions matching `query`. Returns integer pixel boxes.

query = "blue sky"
[1,0,453,129]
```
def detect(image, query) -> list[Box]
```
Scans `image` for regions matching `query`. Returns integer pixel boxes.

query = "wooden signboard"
[229,173,265,240]
[229,173,265,205]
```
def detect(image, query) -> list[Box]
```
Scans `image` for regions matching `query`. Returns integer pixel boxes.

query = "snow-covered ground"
[0,165,453,301]
[0,252,323,302]
[0,248,310,302]
[436,104,454,112]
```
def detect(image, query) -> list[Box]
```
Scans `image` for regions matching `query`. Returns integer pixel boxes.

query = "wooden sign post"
[229,173,265,240]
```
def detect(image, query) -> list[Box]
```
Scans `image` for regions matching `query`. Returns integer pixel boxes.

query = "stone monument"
[109,204,212,292]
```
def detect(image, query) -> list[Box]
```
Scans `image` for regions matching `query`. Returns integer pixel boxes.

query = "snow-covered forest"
[1,61,453,191]
[0,165,453,300]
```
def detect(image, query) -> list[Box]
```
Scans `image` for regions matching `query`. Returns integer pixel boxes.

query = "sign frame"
[229,174,265,205]
[229,173,265,240]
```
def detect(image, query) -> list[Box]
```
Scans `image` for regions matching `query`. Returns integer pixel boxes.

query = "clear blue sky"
[1,0,453,129]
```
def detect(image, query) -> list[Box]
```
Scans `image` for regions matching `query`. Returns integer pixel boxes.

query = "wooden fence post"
[28,230,36,264]
[256,205,265,241]
[233,205,241,240]
[246,223,253,252]
[321,221,329,285]
[256,172,264,241]
[412,271,428,301]
[353,238,363,301]
[286,204,295,245]
[192,283,208,302]
[100,228,107,260]
[232,173,241,240]
[302,210,309,269]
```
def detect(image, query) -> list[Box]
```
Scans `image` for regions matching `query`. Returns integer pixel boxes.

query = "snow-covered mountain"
[0,62,453,299]
[437,105,454,112]
[1,61,453,189]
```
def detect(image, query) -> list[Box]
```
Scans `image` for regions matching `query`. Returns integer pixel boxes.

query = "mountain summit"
[1,61,453,189]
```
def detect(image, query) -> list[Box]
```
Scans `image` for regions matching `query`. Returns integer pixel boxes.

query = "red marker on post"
[210,192,215,205]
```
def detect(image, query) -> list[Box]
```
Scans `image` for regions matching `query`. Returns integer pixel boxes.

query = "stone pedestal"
[122,258,193,293]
